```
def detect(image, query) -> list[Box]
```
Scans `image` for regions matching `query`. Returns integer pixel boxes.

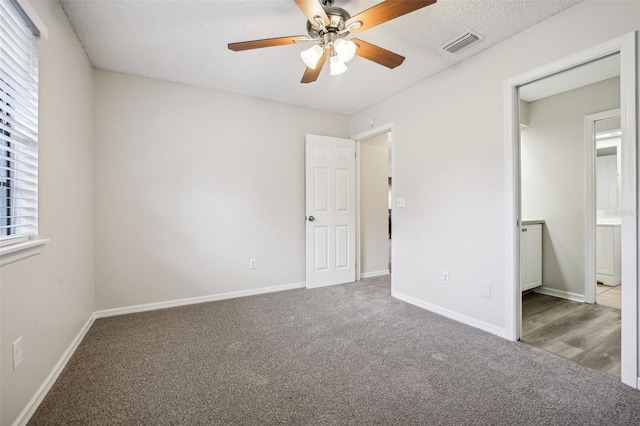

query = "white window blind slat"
[0,21,32,64]
[0,149,37,169]
[0,97,38,129]
[0,4,30,45]
[0,165,36,178]
[0,141,38,162]
[0,42,36,74]
[0,22,34,65]
[0,52,37,91]
[1,1,39,243]
[0,77,37,109]
[0,117,38,144]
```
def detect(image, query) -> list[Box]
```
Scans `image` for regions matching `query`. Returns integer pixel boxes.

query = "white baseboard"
[534,286,585,303]
[392,290,506,338]
[360,270,390,279]
[12,313,96,426]
[95,282,306,318]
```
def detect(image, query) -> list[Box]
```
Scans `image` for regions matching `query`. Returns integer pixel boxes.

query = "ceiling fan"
[228,0,437,83]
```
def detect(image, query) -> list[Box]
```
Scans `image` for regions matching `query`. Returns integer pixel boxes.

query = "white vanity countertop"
[597,218,621,226]
[522,220,545,225]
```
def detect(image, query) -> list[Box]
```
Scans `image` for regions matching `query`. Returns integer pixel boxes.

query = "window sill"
[0,239,49,267]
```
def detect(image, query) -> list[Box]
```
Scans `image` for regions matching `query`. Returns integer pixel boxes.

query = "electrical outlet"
[13,337,23,370]
[481,282,491,299]
[441,270,449,284]
[249,259,256,269]
[396,197,406,208]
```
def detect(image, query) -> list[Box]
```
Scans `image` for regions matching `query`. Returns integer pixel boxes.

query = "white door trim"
[352,123,395,291]
[584,108,621,305]
[503,32,637,388]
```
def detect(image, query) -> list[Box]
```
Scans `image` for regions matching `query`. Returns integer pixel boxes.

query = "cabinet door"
[520,224,542,291]
[596,226,614,276]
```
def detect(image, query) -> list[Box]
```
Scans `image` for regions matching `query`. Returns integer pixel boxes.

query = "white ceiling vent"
[441,30,484,54]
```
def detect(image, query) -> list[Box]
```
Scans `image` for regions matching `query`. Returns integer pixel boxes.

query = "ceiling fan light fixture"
[334,38,356,62]
[329,55,348,75]
[301,44,324,69]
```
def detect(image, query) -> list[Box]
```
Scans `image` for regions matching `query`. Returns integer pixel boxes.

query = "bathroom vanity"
[596,221,621,286]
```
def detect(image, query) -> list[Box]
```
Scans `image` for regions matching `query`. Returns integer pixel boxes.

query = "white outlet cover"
[397,197,406,208]
[442,271,449,284]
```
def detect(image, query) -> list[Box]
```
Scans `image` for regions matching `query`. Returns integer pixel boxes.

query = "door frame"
[352,123,395,290]
[503,32,638,388]
[584,108,621,304]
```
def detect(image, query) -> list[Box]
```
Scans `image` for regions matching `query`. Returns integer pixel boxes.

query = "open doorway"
[357,131,392,279]
[517,53,622,374]
[354,124,394,292]
[593,115,622,311]
[505,33,637,387]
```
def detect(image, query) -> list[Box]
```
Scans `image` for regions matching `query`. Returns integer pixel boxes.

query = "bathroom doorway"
[593,114,622,311]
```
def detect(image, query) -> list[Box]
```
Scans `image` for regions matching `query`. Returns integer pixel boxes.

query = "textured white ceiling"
[60,0,583,115]
[519,53,620,102]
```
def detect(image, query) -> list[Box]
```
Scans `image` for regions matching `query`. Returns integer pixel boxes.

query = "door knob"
[522,228,527,232]
[308,216,315,222]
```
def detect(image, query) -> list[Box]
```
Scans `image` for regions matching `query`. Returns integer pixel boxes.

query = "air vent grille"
[441,31,484,54]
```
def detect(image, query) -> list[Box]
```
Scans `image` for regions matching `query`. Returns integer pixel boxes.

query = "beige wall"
[360,133,389,276]
[521,77,620,297]
[93,70,349,310]
[0,0,95,424]
[348,1,639,332]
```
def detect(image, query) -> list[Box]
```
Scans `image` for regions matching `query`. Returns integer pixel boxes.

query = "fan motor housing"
[306,6,351,38]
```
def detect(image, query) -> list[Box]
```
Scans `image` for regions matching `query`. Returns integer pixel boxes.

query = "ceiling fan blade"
[301,53,327,83]
[294,0,330,26]
[346,0,437,34]
[228,36,309,51]
[352,39,405,69]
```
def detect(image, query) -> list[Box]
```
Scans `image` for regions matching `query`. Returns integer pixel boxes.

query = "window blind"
[0,0,39,244]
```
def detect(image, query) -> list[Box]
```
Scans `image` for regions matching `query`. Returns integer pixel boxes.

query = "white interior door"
[305,134,356,288]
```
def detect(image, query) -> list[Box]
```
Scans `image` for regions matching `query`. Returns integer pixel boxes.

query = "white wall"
[348,1,639,333]
[597,116,621,133]
[521,78,620,297]
[360,133,389,276]
[94,70,349,310]
[0,0,95,424]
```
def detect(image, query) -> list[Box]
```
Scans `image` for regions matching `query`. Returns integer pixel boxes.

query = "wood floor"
[597,283,621,310]
[521,292,621,377]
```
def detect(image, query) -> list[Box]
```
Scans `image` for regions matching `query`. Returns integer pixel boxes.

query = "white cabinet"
[520,223,542,291]
[596,224,621,286]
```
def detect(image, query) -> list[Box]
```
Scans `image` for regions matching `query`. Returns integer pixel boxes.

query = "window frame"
[0,0,48,266]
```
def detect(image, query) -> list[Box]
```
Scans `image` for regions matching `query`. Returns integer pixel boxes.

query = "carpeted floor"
[30,276,640,425]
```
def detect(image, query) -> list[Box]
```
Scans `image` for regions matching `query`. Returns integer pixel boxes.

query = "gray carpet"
[30,276,640,425]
